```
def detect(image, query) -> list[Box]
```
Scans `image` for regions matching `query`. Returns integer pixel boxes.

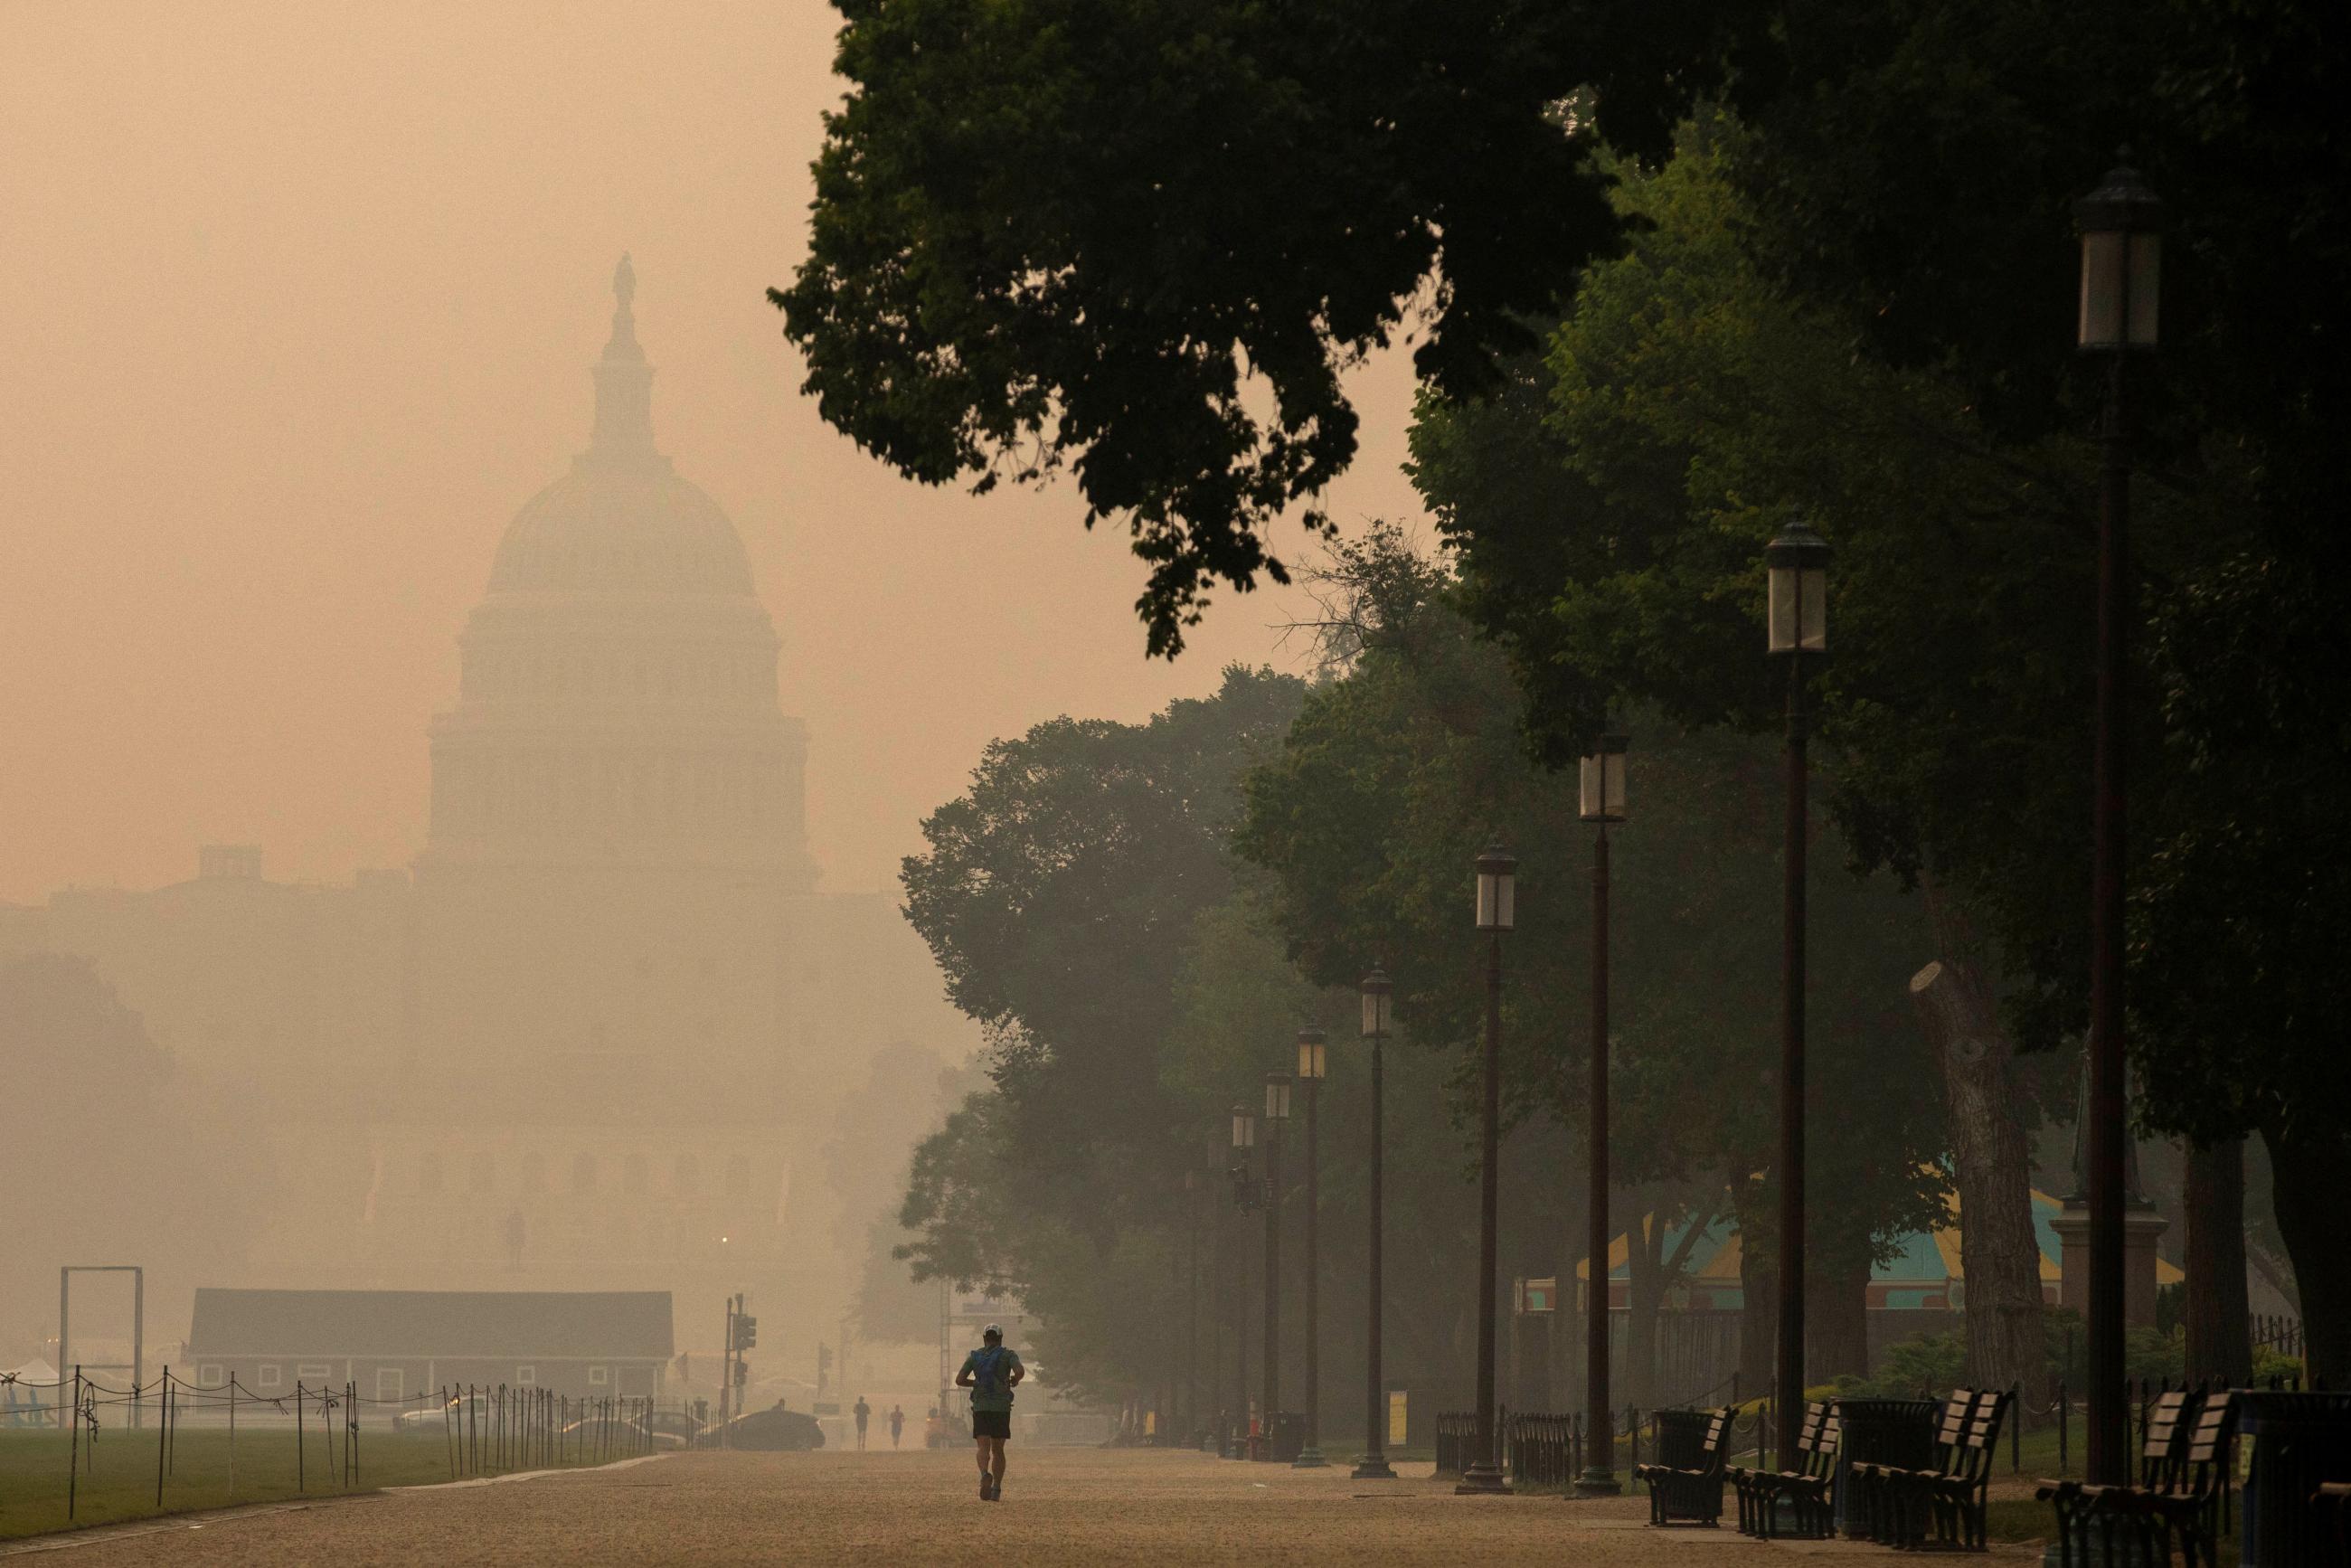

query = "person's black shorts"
[972,1410,1012,1440]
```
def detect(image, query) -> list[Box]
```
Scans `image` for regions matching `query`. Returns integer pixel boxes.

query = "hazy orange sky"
[0,1,1430,904]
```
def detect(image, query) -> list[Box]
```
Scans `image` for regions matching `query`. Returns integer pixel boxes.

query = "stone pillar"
[2052,1200,2170,1327]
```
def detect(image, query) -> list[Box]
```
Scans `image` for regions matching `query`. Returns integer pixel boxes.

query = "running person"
[955,1324,1024,1500]
[854,1394,871,1450]
[888,1403,905,1448]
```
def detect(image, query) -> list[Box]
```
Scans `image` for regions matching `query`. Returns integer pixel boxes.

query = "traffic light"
[734,1314,758,1351]
[733,1360,748,1387]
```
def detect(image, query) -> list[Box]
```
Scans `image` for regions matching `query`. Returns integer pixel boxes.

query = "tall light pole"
[2075,154,2163,1487]
[1577,726,1628,1496]
[1262,1070,1292,1456]
[1230,1105,1258,1458]
[1207,1152,1225,1452]
[1766,519,1829,1467]
[1293,1029,1329,1467]
[1184,1167,1203,1443]
[1459,842,1516,1495]
[1353,968,1398,1480]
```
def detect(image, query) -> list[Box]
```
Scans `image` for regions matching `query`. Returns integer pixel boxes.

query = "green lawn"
[0,1425,616,1540]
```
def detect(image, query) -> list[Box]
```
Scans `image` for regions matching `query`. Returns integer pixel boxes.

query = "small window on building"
[420,1151,444,1195]
[470,1150,496,1194]
[516,1365,537,1387]
[572,1151,599,1194]
[297,1363,333,1384]
[725,1154,751,1200]
[258,1364,282,1389]
[198,1364,223,1387]
[589,1365,609,1386]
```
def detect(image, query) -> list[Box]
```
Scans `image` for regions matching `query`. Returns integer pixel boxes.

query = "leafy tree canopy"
[902,662,1304,1170]
[893,663,1307,1384]
[774,0,1766,655]
[1237,528,1949,1272]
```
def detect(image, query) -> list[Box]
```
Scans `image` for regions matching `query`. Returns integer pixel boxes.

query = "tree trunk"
[1911,897,2045,1401]
[1624,1201,1664,1411]
[1621,1184,1720,1411]
[2183,1135,2251,1385]
[1566,1176,1597,1416]
[1807,1250,1873,1384]
[2261,1121,2351,1387]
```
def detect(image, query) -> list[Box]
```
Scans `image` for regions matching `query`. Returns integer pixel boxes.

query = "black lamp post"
[1184,1167,1203,1443]
[1353,968,1398,1480]
[1205,1150,1224,1453]
[1459,842,1516,1495]
[1294,1029,1329,1468]
[1230,1105,1258,1458]
[1577,725,1627,1496]
[2075,154,2163,1488]
[1262,1069,1292,1455]
[1767,517,1828,1467]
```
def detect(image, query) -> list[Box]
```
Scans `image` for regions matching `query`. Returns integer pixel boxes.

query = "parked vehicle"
[705,1402,825,1451]
[391,1395,462,1432]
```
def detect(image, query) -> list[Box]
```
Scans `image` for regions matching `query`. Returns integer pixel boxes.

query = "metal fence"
[2252,1314,2304,1361]
[0,1365,663,1525]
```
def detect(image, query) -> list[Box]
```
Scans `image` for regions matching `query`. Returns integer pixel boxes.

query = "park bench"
[1728,1402,1810,1535]
[1882,1385,2010,1550]
[2040,1391,2239,1568]
[1852,1389,1978,1544]
[2119,1392,2238,1568]
[1633,1406,1733,1526]
[2036,1389,2194,1568]
[1766,1403,1843,1539]
[1729,1401,1836,1537]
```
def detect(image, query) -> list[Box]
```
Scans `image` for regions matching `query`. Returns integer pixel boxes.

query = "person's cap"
[983,1323,1003,1338]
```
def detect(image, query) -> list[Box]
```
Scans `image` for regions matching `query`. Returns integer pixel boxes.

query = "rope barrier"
[32,1366,664,1524]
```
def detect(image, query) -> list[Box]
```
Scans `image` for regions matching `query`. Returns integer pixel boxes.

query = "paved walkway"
[21,1448,2047,1565]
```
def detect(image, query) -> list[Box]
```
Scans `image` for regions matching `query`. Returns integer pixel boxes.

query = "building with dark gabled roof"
[186,1288,673,1404]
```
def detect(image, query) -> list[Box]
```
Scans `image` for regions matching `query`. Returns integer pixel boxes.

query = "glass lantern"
[1579,727,1629,824]
[1474,842,1516,930]
[1766,520,1830,655]
[2075,159,2165,351]
[1297,1027,1327,1082]
[1359,968,1392,1039]
[1263,1072,1293,1122]
[1231,1105,1256,1150]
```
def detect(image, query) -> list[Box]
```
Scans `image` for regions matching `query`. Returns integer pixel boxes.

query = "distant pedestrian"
[956,1323,1024,1501]
[889,1403,905,1449]
[854,1394,871,1450]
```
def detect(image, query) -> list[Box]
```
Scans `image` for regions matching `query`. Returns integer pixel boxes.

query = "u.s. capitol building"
[3,260,967,1357]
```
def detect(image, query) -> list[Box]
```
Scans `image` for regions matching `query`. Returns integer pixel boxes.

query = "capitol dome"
[489,465,753,597]
[486,254,756,599]
[421,258,815,887]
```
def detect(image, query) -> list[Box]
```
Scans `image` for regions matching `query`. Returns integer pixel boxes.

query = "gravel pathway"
[22,1448,2049,1565]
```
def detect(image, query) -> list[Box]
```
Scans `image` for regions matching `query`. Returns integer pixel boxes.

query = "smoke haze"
[0,0,1426,907]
